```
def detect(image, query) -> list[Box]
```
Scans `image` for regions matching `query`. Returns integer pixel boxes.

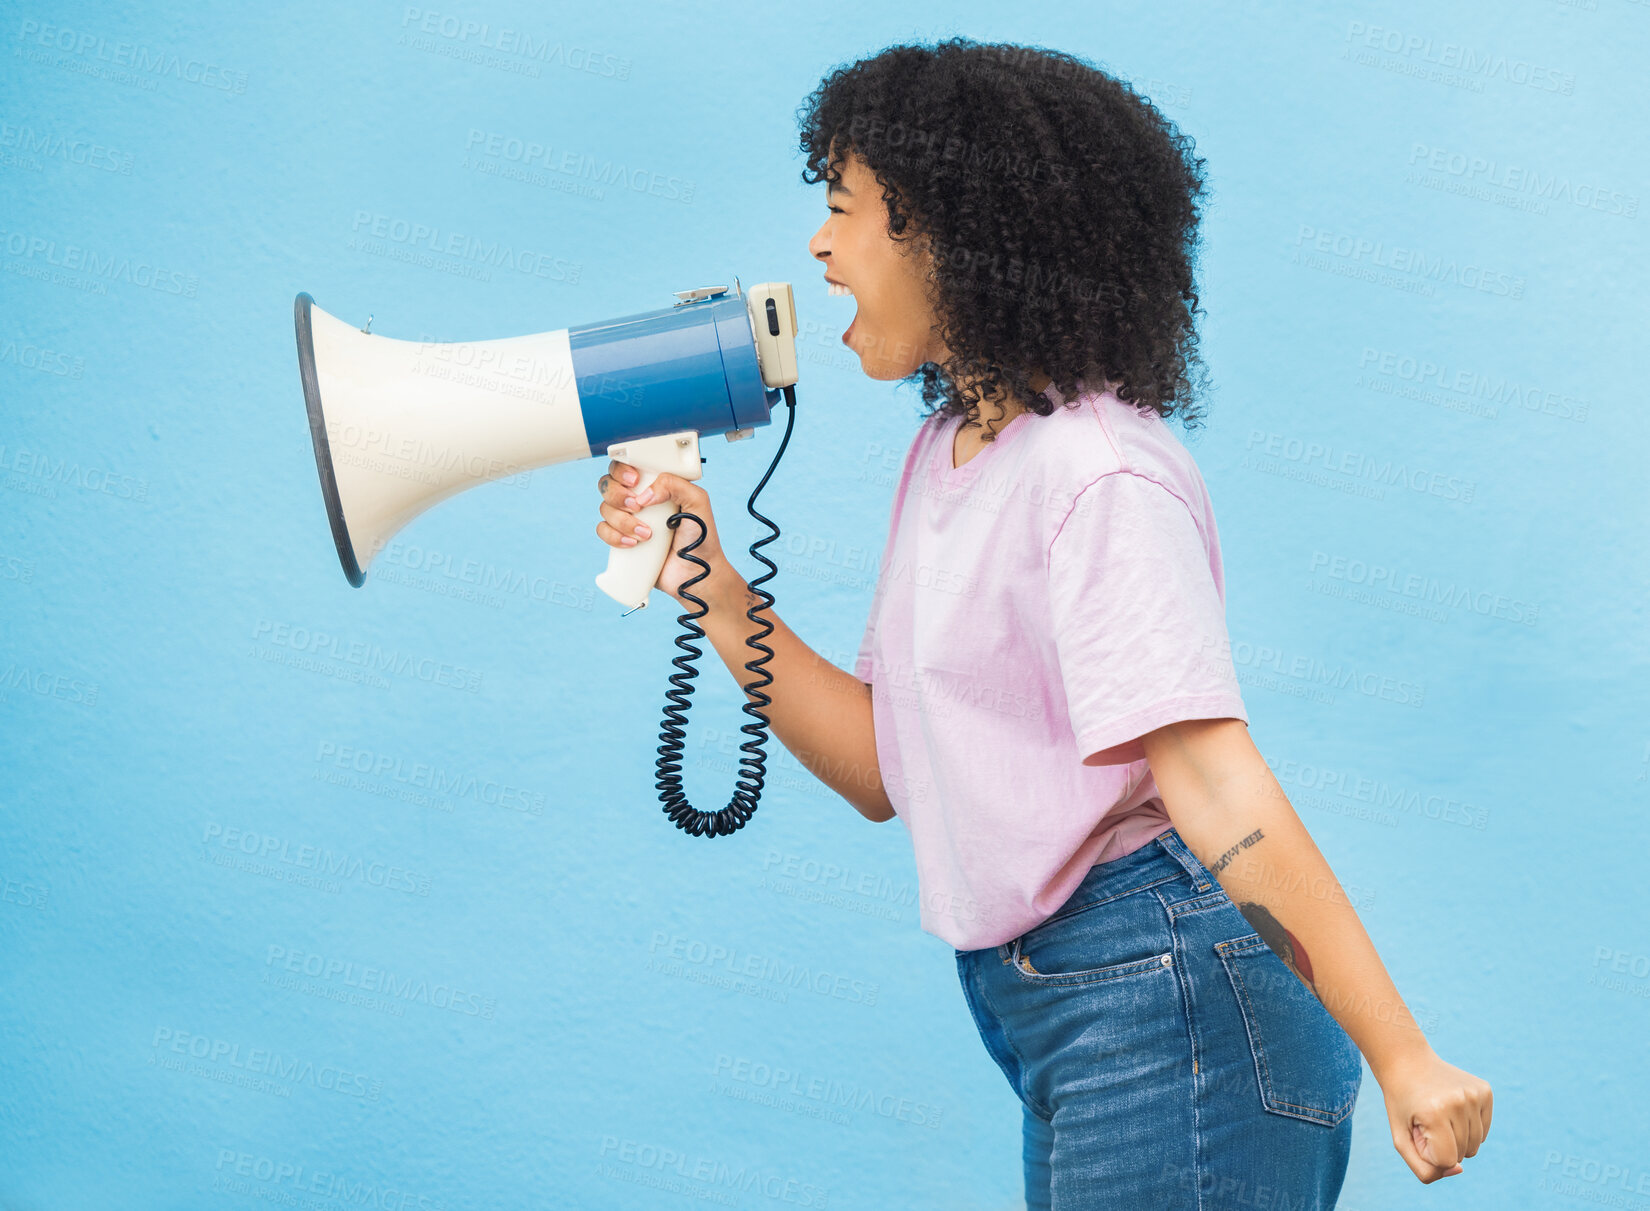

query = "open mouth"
[828,282,859,345]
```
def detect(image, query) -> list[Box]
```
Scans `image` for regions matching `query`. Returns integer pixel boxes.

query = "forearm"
[1167,771,1435,1085]
[683,565,893,822]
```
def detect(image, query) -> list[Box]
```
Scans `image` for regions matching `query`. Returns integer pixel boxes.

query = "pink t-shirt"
[854,380,1249,951]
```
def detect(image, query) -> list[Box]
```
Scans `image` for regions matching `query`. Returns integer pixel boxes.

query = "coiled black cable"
[654,383,797,836]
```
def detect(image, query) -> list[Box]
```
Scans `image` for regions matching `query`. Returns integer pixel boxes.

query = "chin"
[849,332,925,381]
[859,361,916,382]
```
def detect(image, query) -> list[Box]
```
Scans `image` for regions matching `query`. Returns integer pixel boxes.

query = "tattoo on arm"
[1236,900,1319,998]
[1205,827,1320,998]
[1208,827,1264,876]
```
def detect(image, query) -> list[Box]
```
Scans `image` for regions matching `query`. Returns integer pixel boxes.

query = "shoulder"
[1023,380,1215,536]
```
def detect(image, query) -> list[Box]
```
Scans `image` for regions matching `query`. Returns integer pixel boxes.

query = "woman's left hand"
[1378,1048,1494,1182]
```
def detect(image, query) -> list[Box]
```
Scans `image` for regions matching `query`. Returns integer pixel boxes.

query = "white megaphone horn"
[293,278,798,611]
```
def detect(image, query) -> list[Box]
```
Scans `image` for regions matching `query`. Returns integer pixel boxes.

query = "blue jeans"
[954,826,1361,1210]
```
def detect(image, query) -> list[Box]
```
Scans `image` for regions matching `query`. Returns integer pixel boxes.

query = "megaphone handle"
[594,430,704,612]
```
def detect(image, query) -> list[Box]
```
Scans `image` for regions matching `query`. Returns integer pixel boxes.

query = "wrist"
[1370,1036,1439,1088]
[673,562,746,612]
[708,564,750,613]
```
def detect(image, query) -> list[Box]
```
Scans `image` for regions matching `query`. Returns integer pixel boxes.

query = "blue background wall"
[3,1,1645,1207]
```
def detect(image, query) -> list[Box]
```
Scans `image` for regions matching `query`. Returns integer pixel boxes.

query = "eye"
[828,205,845,214]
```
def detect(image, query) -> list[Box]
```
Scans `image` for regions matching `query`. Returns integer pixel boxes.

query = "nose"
[808,220,830,264]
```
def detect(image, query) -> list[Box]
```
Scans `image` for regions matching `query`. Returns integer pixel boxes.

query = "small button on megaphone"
[293,278,798,610]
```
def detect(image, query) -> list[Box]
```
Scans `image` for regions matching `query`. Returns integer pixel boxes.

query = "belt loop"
[998,940,1015,965]
[1155,827,1212,892]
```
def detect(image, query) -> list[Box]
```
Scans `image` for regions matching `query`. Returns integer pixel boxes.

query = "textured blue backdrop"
[2,1,1646,1208]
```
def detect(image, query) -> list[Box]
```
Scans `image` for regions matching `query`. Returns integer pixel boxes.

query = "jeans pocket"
[1215,933,1362,1126]
[1010,886,1176,987]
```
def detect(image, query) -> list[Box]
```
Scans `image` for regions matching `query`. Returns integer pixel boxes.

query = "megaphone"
[292,277,803,838]
[293,278,798,611]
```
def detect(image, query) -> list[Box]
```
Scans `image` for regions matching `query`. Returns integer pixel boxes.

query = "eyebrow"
[827,181,854,198]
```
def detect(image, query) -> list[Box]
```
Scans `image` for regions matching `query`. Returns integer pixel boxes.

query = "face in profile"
[808,149,946,382]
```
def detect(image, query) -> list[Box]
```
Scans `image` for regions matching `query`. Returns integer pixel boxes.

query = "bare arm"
[692,568,894,823]
[1140,717,1493,1185]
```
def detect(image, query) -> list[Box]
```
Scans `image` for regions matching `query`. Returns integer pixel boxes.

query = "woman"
[596,38,1492,1209]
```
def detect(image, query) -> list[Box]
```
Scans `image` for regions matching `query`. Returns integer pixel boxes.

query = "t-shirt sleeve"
[854,602,877,684]
[1047,472,1248,766]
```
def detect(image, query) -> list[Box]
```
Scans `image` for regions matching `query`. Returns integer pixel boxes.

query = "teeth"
[828,282,854,297]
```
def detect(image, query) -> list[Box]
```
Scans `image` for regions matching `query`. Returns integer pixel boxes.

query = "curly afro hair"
[795,37,1214,435]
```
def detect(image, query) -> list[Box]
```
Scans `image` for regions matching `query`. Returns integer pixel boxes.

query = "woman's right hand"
[597,459,739,606]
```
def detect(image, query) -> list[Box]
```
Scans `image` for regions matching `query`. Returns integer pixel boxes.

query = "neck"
[955,368,1050,429]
